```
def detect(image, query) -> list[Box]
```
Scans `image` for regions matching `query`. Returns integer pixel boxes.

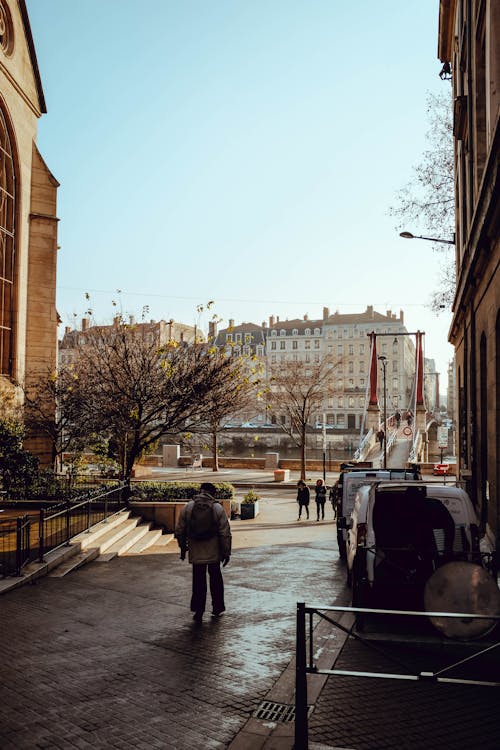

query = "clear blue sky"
[26,0,454,378]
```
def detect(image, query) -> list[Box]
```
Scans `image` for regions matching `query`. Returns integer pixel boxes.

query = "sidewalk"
[0,489,346,750]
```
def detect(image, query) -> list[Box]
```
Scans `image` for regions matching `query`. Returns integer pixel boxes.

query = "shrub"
[129,481,235,502]
[242,489,260,504]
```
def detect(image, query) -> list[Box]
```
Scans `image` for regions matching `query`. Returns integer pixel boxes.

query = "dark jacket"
[315,485,327,504]
[297,486,310,506]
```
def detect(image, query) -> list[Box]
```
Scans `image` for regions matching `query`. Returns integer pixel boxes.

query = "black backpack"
[188,497,218,541]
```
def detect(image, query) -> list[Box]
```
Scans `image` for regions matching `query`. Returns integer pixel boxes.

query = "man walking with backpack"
[175,482,232,623]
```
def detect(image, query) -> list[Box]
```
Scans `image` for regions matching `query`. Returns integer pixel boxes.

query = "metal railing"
[0,515,31,577]
[0,482,128,577]
[295,601,500,749]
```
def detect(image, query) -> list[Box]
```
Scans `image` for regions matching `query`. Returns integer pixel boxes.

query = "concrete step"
[74,510,133,551]
[48,548,100,577]
[124,527,164,554]
[101,522,152,557]
[82,516,141,555]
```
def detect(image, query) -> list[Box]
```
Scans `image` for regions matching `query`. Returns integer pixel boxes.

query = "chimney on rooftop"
[367,305,374,319]
[129,315,135,326]
[303,314,309,321]
[229,319,234,329]
[81,317,89,331]
[208,321,218,339]
[399,309,404,323]
[269,315,275,327]
[323,307,329,321]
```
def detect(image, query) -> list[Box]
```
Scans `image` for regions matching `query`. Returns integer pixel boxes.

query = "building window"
[392,378,398,391]
[348,345,354,355]
[337,413,345,426]
[305,353,310,362]
[314,328,320,336]
[348,397,354,407]
[280,329,286,336]
[271,341,276,350]
[256,345,263,356]
[392,360,398,372]
[337,344,343,354]
[292,328,298,335]
[314,340,320,348]
[305,328,310,336]
[245,333,251,343]
[271,330,277,336]
[243,345,250,356]
[359,343,364,354]
[292,340,298,349]
[359,361,364,373]
[348,361,354,373]
[280,340,286,350]
[271,354,276,363]
[0,106,15,376]
[235,333,242,342]
[226,333,233,343]
[293,353,298,361]
[305,340,310,349]
[314,353,320,362]
[338,396,344,408]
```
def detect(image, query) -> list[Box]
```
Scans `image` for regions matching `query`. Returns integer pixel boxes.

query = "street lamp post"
[399,231,455,245]
[378,355,388,469]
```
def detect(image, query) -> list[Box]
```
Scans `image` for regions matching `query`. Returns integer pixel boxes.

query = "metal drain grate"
[253,701,313,723]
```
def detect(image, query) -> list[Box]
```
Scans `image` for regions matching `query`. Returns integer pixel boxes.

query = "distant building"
[266,306,417,431]
[59,316,197,367]
[438,0,499,544]
[0,1,59,465]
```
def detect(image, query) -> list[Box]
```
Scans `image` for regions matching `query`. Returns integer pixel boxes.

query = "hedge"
[129,481,235,502]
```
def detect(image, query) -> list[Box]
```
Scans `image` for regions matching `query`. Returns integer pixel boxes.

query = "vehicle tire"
[337,529,347,561]
[352,553,369,630]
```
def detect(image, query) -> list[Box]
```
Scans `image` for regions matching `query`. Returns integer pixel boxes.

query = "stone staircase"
[48,511,173,577]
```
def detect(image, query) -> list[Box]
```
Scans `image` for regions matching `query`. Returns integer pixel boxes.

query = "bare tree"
[266,356,339,481]
[389,89,455,311]
[194,350,264,471]
[67,322,253,480]
[22,366,91,471]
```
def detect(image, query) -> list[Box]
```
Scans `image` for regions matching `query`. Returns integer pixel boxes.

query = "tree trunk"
[300,428,306,481]
[212,429,219,471]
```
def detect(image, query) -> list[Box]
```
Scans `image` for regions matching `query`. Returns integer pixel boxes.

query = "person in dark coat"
[175,482,232,623]
[314,479,327,521]
[296,480,310,520]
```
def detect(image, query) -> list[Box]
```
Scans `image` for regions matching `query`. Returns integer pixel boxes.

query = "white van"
[336,466,420,560]
[346,482,495,616]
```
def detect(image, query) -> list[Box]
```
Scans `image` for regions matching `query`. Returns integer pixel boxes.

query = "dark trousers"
[298,503,309,519]
[316,500,325,520]
[191,562,225,615]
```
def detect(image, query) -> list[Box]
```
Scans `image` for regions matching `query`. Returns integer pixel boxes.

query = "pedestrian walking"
[314,479,327,521]
[329,481,339,519]
[296,480,310,520]
[376,428,385,449]
[175,482,232,624]
[395,410,401,428]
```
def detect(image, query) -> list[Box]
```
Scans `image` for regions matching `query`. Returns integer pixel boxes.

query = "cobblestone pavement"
[0,511,344,750]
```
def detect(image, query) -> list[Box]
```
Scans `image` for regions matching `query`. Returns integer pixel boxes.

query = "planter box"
[240,501,259,520]
[274,469,290,482]
[129,499,231,532]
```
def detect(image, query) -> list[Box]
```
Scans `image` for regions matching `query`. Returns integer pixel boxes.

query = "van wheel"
[337,531,347,561]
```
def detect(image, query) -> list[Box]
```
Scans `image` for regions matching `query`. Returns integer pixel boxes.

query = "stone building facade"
[438,0,499,545]
[214,306,432,434]
[0,0,58,464]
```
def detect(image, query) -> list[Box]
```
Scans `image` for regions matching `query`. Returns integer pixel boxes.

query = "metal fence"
[0,483,128,578]
[294,601,500,750]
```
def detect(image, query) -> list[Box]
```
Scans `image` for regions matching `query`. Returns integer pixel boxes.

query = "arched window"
[0,105,15,376]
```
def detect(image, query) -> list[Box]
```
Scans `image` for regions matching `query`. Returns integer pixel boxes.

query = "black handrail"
[0,482,128,577]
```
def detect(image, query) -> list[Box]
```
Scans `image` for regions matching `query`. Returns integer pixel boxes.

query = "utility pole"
[378,356,388,469]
